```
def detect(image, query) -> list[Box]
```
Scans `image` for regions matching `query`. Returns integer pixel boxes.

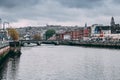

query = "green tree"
[45,29,56,40]
[7,28,19,41]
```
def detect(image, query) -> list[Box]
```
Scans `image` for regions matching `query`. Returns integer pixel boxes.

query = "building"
[0,30,8,41]
[71,29,80,40]
[56,27,84,41]
[83,23,91,37]
[111,24,120,34]
[110,17,120,34]
[91,24,104,37]
[90,24,112,42]
[83,27,91,40]
[110,17,115,27]
[56,32,64,40]
[94,26,111,34]
[71,28,84,40]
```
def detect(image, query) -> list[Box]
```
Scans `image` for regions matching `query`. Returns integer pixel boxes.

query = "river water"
[0,44,120,80]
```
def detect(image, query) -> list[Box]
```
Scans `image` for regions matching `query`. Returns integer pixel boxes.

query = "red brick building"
[56,28,84,40]
[83,27,91,37]
[71,28,84,40]
[56,33,64,40]
[56,31,71,40]
[56,28,85,41]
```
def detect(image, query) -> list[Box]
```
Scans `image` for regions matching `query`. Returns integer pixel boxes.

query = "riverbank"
[0,41,21,69]
[9,41,21,57]
[59,40,120,49]
[0,46,10,69]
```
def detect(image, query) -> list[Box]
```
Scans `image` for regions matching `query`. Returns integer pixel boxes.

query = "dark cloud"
[0,0,40,8]
[0,0,119,27]
[112,0,120,4]
[56,0,104,8]
[0,0,104,9]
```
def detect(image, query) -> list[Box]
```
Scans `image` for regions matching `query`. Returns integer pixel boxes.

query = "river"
[0,44,120,80]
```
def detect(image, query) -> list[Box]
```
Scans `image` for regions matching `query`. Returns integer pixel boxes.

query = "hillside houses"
[16,17,120,41]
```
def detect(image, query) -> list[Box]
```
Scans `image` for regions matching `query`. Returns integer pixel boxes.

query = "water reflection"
[0,56,20,80]
[0,58,8,79]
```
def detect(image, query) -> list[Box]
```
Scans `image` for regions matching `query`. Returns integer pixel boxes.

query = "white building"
[63,34,71,40]
[91,24,111,37]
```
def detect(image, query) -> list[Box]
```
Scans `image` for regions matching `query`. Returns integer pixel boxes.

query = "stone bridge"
[20,40,60,46]
[20,40,41,46]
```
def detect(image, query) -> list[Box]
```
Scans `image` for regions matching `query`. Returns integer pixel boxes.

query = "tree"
[7,28,19,41]
[33,34,41,40]
[45,29,56,40]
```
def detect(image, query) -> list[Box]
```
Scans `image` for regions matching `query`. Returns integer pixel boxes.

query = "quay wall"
[9,41,21,56]
[0,41,21,69]
[59,40,120,49]
[0,46,10,69]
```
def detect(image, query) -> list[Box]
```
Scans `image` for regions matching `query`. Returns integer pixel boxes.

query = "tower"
[110,17,115,27]
[85,23,87,28]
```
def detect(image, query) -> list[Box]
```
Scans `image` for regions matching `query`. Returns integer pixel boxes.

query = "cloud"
[0,0,81,22]
[0,0,40,8]
[55,0,104,9]
[0,0,120,27]
[112,0,120,4]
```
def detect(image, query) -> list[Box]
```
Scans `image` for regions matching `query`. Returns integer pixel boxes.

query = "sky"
[0,0,120,27]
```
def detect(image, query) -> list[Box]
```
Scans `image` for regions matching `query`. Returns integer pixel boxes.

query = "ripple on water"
[0,45,120,80]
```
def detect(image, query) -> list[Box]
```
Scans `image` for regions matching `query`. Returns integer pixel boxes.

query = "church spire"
[110,17,115,26]
[85,23,87,27]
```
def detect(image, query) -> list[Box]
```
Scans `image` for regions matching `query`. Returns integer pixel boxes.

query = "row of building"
[53,17,120,41]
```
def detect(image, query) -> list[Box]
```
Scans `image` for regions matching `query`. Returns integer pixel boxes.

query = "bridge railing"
[0,41,9,49]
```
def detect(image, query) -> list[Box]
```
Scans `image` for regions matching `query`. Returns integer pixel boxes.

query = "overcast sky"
[0,0,120,27]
